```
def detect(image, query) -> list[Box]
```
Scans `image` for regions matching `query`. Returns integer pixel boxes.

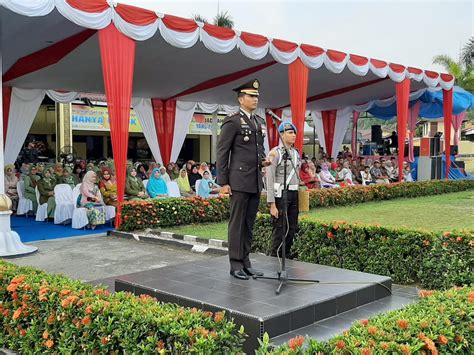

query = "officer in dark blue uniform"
[217,79,269,280]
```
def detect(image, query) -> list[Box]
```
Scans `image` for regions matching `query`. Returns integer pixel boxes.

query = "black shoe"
[243,268,264,277]
[230,270,249,280]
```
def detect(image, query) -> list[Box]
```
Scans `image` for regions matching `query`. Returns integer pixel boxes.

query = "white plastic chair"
[54,184,74,225]
[35,186,49,222]
[166,181,181,198]
[142,179,148,189]
[16,181,33,216]
[71,185,89,229]
[195,179,201,193]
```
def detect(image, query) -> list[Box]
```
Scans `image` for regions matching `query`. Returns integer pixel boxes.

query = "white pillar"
[211,110,218,163]
[0,19,37,256]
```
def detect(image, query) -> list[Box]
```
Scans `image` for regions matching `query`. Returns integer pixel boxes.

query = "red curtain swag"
[395,78,411,182]
[265,108,282,149]
[443,88,453,179]
[288,58,309,152]
[151,99,177,167]
[2,86,12,147]
[98,24,136,228]
[322,110,337,158]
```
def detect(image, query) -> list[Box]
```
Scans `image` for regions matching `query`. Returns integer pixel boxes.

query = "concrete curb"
[108,230,228,256]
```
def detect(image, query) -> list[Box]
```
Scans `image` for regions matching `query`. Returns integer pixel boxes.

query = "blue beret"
[278,121,297,133]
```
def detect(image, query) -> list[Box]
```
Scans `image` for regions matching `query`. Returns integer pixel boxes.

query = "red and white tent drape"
[452,112,466,147]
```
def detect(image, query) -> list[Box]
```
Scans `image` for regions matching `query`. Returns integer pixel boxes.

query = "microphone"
[266,109,283,122]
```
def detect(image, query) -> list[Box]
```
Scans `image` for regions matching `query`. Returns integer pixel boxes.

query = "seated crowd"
[5,159,223,219]
[298,147,414,189]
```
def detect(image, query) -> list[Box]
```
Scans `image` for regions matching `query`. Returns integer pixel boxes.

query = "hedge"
[0,261,245,354]
[251,216,473,290]
[118,180,474,232]
[257,286,474,354]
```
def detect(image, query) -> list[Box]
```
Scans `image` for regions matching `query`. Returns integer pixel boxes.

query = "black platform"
[115,255,391,352]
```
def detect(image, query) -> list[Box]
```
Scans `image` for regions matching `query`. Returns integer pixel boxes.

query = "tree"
[213,11,234,29]
[192,14,208,23]
[433,38,473,92]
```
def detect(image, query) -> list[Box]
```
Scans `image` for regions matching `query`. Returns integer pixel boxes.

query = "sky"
[120,0,473,73]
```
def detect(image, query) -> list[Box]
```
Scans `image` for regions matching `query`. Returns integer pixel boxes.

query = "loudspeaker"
[431,137,441,156]
[431,156,442,179]
[450,145,458,155]
[371,125,382,145]
[414,146,420,157]
[418,156,442,181]
[420,137,443,157]
[456,160,465,169]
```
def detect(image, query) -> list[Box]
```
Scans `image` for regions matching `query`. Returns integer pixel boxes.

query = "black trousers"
[228,191,260,271]
[270,191,299,258]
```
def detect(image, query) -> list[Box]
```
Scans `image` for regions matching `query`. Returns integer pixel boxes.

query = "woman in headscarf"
[54,163,64,181]
[4,164,19,211]
[37,169,57,218]
[146,162,159,178]
[167,163,178,180]
[36,162,45,176]
[73,162,85,181]
[23,165,40,212]
[159,166,171,183]
[175,168,195,197]
[125,166,147,199]
[147,168,168,198]
[79,171,105,229]
[185,161,194,175]
[188,165,202,191]
[197,170,220,198]
[319,163,339,188]
[169,164,180,180]
[59,166,79,188]
[198,162,210,176]
[99,167,118,207]
[299,163,319,189]
[135,163,149,181]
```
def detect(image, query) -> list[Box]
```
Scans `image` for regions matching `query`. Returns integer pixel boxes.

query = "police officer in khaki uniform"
[266,122,301,258]
[217,79,269,280]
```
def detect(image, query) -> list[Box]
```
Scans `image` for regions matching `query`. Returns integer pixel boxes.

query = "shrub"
[258,286,474,354]
[252,215,473,289]
[0,261,245,354]
[119,180,474,232]
[120,196,230,231]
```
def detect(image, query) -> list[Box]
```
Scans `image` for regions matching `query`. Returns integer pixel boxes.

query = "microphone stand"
[253,112,319,295]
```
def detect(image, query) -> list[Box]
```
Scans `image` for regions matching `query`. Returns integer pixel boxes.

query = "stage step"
[115,254,391,353]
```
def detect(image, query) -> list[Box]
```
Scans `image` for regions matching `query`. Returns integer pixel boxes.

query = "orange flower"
[42,330,49,340]
[380,342,389,350]
[327,231,334,239]
[44,339,54,349]
[419,321,429,329]
[397,319,409,329]
[454,335,464,343]
[214,311,224,322]
[85,305,93,315]
[60,289,71,297]
[19,329,27,337]
[399,344,411,355]
[359,319,368,326]
[81,316,91,326]
[418,290,434,298]
[335,340,345,349]
[437,335,448,345]
[361,348,372,355]
[12,308,22,320]
[100,336,109,345]
[367,326,377,335]
[188,329,194,337]
[156,340,165,351]
[288,336,304,351]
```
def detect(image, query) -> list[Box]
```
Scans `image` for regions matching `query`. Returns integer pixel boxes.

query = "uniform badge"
[244,136,250,142]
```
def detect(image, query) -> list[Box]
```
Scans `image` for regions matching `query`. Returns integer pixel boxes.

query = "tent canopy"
[368,86,473,120]
[1,0,454,111]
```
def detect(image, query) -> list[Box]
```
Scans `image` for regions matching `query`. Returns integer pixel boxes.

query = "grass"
[162,190,474,240]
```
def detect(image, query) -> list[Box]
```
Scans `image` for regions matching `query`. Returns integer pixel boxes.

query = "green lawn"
[162,190,474,240]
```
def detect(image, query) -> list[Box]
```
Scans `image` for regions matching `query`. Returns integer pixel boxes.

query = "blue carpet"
[11,216,114,243]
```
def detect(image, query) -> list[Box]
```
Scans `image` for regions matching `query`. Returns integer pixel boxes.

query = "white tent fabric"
[332,108,353,159]
[0,1,454,90]
[46,90,79,103]
[311,111,326,155]
[5,88,45,164]
[131,97,163,164]
[170,101,196,163]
